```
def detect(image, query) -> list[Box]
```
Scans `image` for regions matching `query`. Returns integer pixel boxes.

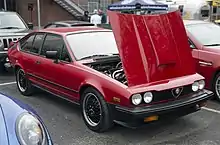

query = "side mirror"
[45,51,59,63]
[190,44,196,49]
[27,22,34,30]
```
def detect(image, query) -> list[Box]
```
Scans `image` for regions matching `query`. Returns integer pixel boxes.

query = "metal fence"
[74,0,113,13]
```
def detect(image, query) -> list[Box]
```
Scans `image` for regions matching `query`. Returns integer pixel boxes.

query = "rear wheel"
[16,68,33,96]
[81,87,114,132]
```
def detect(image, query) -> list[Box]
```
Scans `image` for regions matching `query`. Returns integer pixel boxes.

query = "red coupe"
[8,11,213,132]
[185,20,220,101]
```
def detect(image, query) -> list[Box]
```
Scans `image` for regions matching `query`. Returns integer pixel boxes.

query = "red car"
[184,20,220,101]
[8,11,213,132]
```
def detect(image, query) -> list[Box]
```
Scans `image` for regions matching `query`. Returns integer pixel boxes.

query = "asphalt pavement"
[1,71,220,145]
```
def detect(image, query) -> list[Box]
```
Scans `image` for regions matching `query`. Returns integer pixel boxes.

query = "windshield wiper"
[204,44,220,46]
[0,26,22,29]
[80,54,111,60]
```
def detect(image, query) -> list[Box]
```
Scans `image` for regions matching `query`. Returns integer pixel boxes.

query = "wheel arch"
[14,65,21,73]
[211,69,220,88]
[79,83,105,102]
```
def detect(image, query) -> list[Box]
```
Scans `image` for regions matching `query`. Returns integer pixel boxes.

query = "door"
[36,33,78,101]
[19,33,44,76]
[189,39,214,87]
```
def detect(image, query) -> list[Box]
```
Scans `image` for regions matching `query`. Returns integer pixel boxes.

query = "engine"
[85,59,128,85]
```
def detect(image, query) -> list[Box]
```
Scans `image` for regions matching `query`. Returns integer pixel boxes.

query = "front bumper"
[111,89,213,127]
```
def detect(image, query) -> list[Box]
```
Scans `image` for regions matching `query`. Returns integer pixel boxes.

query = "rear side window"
[20,34,36,51]
[40,34,64,58]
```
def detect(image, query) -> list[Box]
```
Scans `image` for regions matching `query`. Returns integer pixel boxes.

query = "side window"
[31,34,44,54]
[20,34,36,51]
[40,34,64,58]
[188,39,196,49]
[60,45,71,62]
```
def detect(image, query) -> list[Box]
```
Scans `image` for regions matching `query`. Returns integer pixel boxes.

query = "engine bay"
[84,56,128,85]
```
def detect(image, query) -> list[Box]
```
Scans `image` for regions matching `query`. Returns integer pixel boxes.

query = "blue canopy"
[108,0,168,11]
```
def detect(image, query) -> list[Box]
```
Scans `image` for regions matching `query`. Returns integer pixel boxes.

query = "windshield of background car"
[0,13,27,29]
[66,31,119,60]
[186,23,220,46]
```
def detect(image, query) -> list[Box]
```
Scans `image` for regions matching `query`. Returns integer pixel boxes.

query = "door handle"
[35,60,41,64]
[198,61,212,66]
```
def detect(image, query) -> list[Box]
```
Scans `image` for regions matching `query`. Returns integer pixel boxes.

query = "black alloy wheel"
[81,87,114,132]
[16,68,33,96]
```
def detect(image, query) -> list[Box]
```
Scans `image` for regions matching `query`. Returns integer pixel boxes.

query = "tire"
[81,87,114,132]
[16,68,33,96]
[213,72,220,101]
[0,62,6,72]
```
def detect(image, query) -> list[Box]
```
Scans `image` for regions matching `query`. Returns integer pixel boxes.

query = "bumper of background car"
[111,89,213,127]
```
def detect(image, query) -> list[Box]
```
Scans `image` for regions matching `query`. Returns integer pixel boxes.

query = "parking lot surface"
[1,71,220,145]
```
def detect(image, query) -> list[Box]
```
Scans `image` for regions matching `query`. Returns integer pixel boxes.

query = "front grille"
[152,85,193,103]
[1,37,21,49]
[140,85,193,105]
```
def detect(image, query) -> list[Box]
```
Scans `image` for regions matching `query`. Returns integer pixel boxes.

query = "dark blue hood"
[0,93,37,145]
[0,105,9,145]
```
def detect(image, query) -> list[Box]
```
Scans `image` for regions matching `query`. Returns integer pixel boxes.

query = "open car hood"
[108,10,196,87]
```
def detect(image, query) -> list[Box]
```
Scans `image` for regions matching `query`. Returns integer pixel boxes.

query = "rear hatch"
[108,10,196,87]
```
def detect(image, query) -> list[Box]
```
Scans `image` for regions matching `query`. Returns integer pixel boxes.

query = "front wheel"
[81,87,114,132]
[16,68,33,96]
[213,72,220,101]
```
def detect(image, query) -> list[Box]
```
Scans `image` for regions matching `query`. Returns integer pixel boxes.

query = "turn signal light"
[144,115,159,122]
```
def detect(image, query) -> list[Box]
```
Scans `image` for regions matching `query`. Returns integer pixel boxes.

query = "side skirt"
[32,83,80,106]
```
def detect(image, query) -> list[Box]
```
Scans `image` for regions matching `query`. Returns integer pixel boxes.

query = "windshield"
[66,31,119,60]
[186,23,220,46]
[0,13,27,29]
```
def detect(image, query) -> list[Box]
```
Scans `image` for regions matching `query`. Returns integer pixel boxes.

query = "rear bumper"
[111,89,213,127]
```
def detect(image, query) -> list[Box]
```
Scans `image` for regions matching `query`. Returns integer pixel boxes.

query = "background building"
[1,0,120,26]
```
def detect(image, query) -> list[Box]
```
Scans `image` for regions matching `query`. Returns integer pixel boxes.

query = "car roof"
[0,11,17,15]
[38,27,111,35]
[47,20,94,26]
[183,20,210,26]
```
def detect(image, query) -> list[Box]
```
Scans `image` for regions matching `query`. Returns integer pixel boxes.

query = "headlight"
[192,82,199,92]
[16,113,47,145]
[198,80,205,89]
[131,94,142,105]
[143,92,153,103]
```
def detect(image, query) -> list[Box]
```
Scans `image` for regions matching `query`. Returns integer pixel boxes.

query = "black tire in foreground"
[81,87,114,132]
[16,68,34,96]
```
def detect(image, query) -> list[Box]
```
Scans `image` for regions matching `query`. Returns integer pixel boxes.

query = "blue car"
[0,93,53,145]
